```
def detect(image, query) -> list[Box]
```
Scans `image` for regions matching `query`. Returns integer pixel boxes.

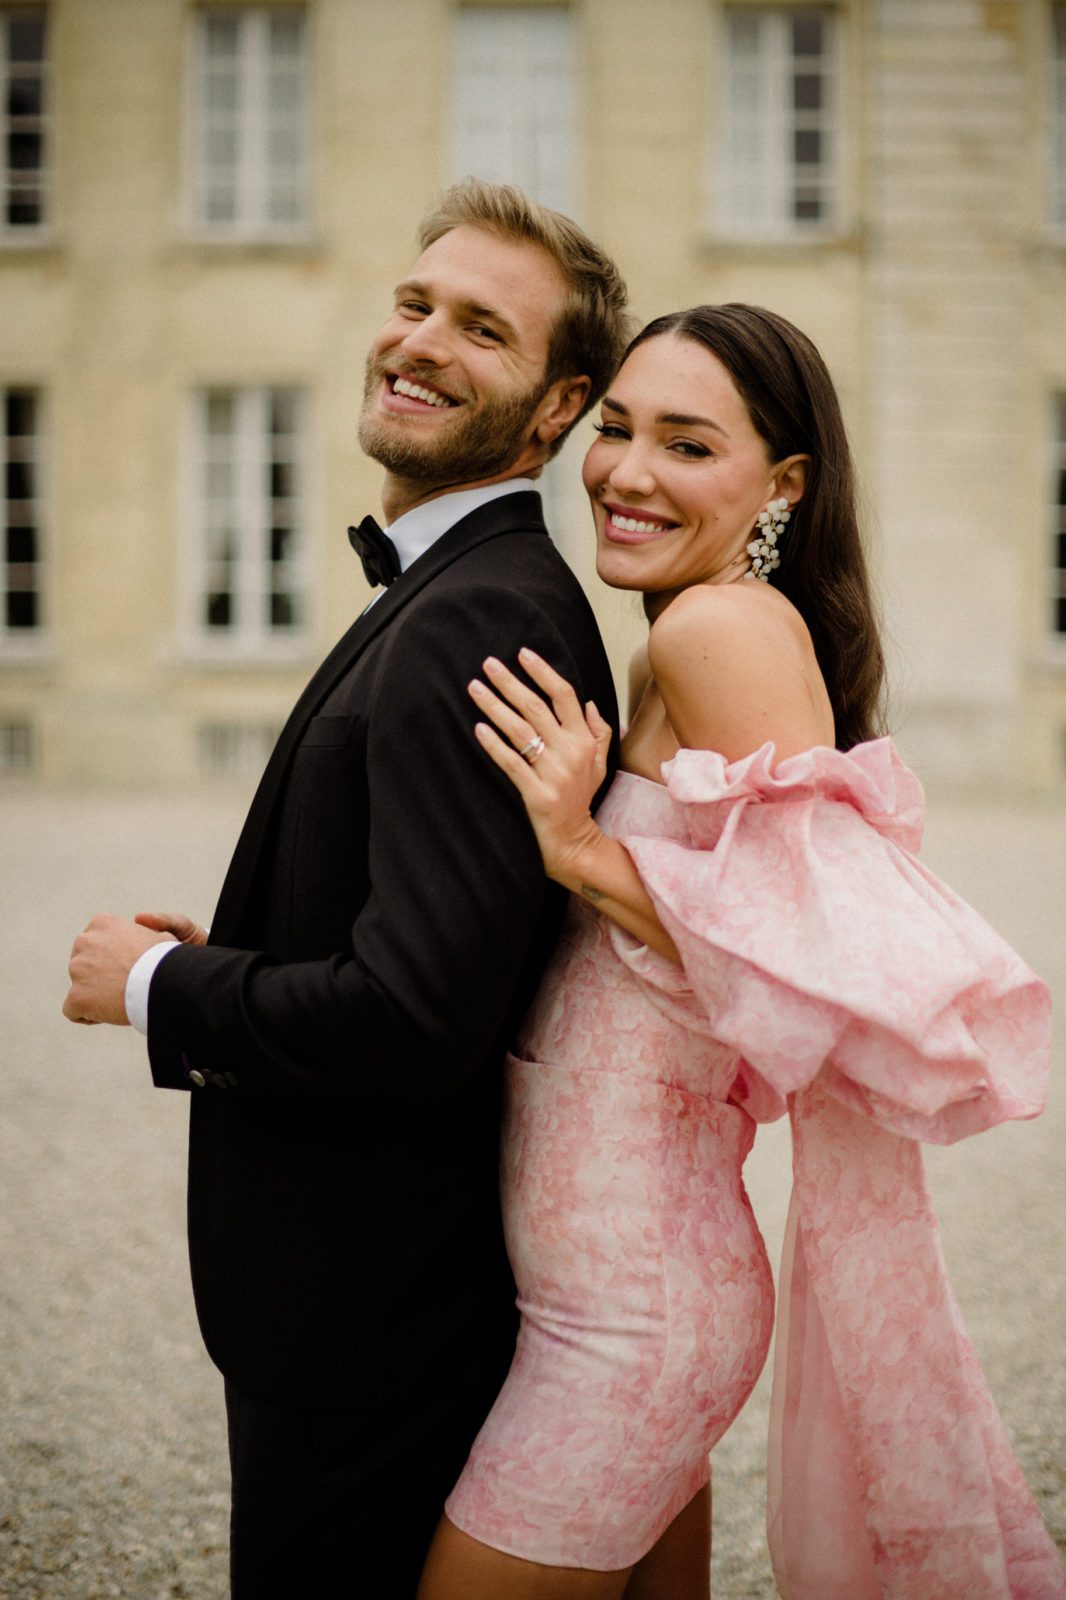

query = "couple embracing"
[65,181,1064,1599]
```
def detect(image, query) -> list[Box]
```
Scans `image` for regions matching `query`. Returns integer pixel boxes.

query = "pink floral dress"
[445,740,1065,1597]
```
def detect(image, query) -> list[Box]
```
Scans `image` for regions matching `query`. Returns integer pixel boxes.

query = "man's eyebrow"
[602,395,730,438]
[392,280,519,343]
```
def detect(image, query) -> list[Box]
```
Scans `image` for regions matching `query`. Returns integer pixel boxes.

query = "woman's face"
[582,332,796,609]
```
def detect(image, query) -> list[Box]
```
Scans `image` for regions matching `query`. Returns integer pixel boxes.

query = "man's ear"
[533,375,592,447]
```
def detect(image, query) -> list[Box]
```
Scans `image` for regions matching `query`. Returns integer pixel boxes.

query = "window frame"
[184,4,312,243]
[0,3,49,239]
[0,382,48,655]
[179,383,313,663]
[451,2,581,218]
[1047,391,1066,650]
[707,2,846,244]
[1050,3,1066,235]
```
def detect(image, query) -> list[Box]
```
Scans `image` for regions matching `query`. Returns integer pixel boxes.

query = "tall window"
[1052,5,1066,230]
[190,387,307,651]
[453,5,579,215]
[189,7,309,235]
[1,387,43,640]
[1051,395,1066,637]
[2,6,47,231]
[715,5,841,238]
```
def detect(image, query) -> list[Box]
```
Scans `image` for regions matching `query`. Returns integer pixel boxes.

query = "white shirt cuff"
[126,941,179,1035]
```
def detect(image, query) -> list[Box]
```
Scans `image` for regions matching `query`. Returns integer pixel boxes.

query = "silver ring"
[519,735,545,764]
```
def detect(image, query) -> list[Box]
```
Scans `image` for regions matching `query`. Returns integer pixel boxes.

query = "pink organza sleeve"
[606,741,1063,1598]
[612,739,1050,1141]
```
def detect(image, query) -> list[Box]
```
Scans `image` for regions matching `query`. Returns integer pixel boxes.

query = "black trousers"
[225,1366,502,1600]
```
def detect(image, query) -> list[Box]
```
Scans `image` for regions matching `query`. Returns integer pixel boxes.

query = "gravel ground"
[1,784,1063,1599]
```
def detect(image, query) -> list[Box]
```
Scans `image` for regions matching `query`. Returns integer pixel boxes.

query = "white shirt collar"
[385,478,539,573]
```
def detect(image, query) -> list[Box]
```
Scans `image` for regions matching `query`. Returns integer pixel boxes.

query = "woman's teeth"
[610,514,669,534]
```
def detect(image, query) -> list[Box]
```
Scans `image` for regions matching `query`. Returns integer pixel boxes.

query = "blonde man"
[64,182,629,1598]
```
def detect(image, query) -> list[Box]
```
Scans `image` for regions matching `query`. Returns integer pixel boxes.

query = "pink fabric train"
[446,740,1064,1597]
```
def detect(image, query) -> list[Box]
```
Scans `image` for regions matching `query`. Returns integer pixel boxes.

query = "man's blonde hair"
[417,178,631,454]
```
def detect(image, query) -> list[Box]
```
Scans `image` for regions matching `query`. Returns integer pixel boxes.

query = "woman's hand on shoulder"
[648,583,829,762]
[467,649,611,884]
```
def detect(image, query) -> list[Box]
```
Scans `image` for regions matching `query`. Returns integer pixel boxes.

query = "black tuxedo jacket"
[147,491,619,1418]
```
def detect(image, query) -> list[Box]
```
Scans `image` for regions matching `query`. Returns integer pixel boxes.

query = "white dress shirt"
[125,478,539,1035]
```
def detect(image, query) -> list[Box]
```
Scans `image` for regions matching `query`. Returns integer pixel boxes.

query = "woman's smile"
[600,502,679,544]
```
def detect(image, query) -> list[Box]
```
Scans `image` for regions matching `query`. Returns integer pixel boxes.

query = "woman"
[417,306,1064,1599]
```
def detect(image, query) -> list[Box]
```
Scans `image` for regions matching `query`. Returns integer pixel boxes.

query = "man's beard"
[358,355,546,485]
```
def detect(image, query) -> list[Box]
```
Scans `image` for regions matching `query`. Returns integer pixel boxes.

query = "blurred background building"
[1,0,1065,790]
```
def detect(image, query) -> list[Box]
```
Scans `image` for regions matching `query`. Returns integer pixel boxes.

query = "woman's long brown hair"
[627,305,886,751]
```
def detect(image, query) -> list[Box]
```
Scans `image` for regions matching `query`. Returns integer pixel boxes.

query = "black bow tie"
[348,516,401,588]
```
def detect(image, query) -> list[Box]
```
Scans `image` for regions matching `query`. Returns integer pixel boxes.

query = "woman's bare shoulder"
[648,581,806,678]
[647,583,828,758]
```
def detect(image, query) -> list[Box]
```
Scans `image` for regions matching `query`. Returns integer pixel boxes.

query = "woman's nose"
[607,443,657,498]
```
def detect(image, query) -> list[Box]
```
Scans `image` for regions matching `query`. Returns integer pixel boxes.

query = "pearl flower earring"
[745,497,790,582]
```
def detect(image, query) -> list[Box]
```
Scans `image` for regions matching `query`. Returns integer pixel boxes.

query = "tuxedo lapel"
[209,491,547,942]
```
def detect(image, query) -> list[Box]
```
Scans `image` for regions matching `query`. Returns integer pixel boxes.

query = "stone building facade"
[1,0,1065,789]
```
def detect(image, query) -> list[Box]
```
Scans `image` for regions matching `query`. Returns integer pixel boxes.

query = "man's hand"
[63,913,177,1026]
[135,911,208,946]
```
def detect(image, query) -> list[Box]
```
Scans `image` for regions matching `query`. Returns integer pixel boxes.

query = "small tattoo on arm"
[580,883,606,904]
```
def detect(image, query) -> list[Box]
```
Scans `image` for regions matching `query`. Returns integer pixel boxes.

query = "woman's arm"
[469,590,831,963]
[469,650,681,960]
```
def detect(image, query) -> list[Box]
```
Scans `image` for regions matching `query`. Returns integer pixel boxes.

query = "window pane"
[270,391,297,434]
[269,11,304,57]
[205,392,234,435]
[8,130,41,170]
[8,74,43,118]
[204,13,240,57]
[795,128,822,165]
[792,11,825,57]
[6,590,37,628]
[793,192,824,221]
[728,10,761,53]
[6,459,33,499]
[206,592,232,628]
[8,13,46,63]
[270,461,295,498]
[269,592,295,628]
[6,525,35,563]
[793,72,822,111]
[204,70,239,114]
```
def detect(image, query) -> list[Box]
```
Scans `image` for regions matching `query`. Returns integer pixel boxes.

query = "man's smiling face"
[358,224,573,499]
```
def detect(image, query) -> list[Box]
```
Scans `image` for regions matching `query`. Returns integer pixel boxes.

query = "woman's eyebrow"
[602,395,729,438]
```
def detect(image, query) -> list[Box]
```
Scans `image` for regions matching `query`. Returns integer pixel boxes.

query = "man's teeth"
[611,514,670,534]
[393,377,453,408]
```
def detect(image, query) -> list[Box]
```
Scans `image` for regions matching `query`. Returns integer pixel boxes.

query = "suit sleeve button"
[189,1070,206,1087]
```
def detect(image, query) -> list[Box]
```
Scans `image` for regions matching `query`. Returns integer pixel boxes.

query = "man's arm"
[144,585,597,1104]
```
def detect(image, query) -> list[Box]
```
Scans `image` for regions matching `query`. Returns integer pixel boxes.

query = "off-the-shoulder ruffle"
[665,736,926,852]
[609,739,1051,1144]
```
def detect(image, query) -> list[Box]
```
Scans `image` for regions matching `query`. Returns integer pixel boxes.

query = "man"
[63,180,629,1596]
